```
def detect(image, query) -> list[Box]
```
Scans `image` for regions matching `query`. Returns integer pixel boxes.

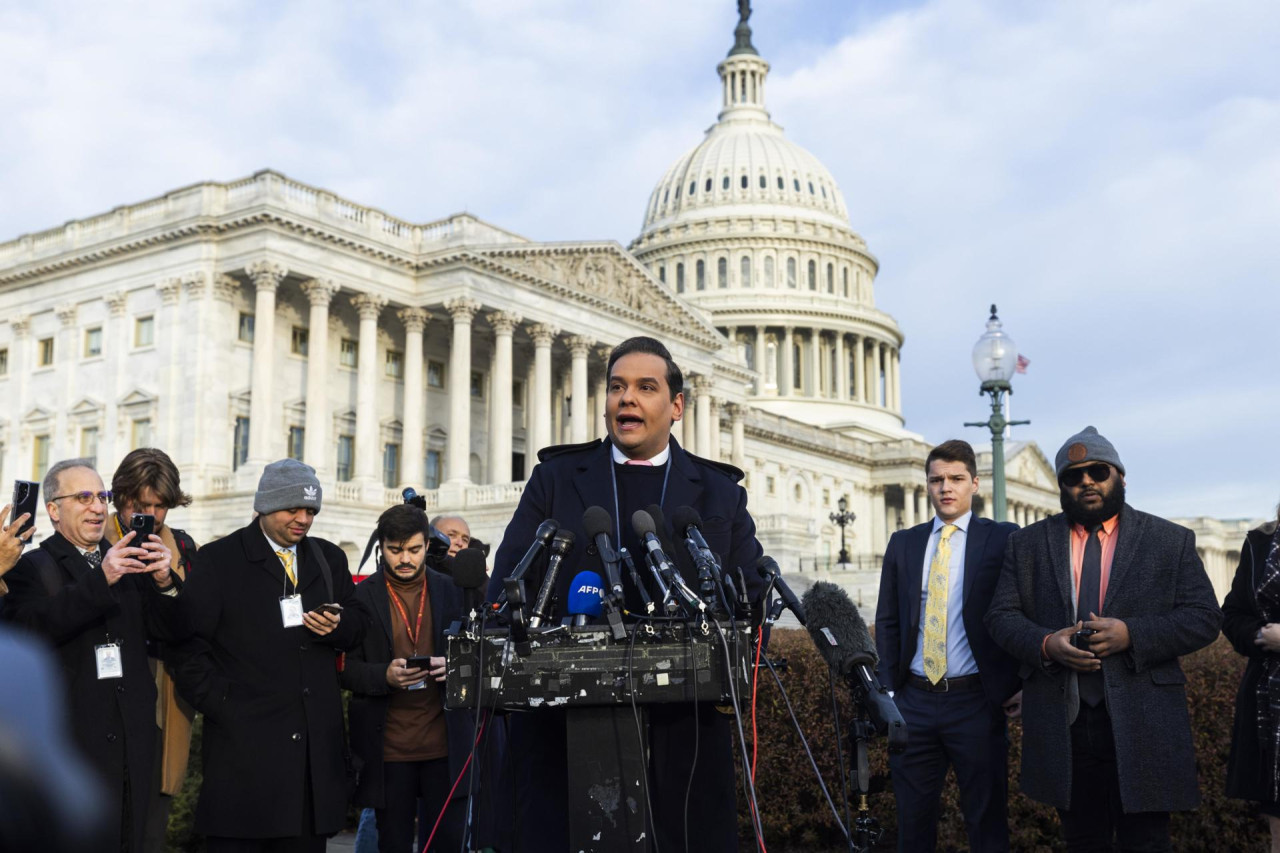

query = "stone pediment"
[1007,442,1057,491]
[69,397,103,417]
[468,243,721,346]
[118,389,156,408]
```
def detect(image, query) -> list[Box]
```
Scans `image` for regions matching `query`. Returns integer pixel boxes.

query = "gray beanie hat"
[1054,426,1125,478]
[254,459,322,515]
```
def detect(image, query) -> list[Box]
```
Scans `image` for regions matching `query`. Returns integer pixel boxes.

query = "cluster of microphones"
[420,497,907,752]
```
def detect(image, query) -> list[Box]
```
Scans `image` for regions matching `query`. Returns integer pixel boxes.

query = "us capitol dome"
[630,10,908,440]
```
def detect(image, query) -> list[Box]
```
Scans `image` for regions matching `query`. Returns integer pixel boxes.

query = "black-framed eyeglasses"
[49,490,112,506]
[1059,464,1112,488]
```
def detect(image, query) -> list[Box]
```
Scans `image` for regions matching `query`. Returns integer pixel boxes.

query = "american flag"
[1015,354,1030,374]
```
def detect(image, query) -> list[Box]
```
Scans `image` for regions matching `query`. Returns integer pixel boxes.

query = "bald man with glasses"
[1,457,184,853]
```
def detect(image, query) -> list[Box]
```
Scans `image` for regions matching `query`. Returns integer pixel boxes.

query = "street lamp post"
[964,305,1029,523]
[829,495,855,565]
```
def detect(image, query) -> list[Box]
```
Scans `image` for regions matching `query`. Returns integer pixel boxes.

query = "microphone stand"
[844,706,884,853]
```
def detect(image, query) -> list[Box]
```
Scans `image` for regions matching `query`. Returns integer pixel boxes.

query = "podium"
[445,621,753,852]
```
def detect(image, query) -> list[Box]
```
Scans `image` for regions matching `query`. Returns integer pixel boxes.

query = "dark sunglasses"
[1059,463,1112,488]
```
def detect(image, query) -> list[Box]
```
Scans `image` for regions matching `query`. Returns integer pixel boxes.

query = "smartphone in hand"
[12,480,39,537]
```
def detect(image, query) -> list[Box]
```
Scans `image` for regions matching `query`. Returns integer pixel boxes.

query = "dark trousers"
[376,758,462,853]
[1058,702,1171,852]
[205,837,325,853]
[888,682,1009,852]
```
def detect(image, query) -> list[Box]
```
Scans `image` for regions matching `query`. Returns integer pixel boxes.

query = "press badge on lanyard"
[280,594,304,628]
[95,642,123,680]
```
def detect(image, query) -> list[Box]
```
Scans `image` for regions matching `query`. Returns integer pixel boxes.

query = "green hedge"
[737,630,1268,852]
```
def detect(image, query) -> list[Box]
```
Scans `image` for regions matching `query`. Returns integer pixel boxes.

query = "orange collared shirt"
[1069,514,1119,617]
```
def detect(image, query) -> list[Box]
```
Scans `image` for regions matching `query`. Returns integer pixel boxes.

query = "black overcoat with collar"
[485,436,765,853]
[1222,522,1277,803]
[875,515,1020,709]
[984,505,1221,812]
[1,530,184,852]
[340,565,507,848]
[171,522,368,838]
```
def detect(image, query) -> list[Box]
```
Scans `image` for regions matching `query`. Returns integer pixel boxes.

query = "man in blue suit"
[875,439,1021,852]
[487,335,764,853]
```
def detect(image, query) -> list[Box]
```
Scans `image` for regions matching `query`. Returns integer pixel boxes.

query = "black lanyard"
[608,447,672,546]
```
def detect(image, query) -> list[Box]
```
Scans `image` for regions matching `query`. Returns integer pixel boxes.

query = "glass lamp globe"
[837,495,848,513]
[971,304,1018,386]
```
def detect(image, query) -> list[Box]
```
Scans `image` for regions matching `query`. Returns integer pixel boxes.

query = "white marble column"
[102,294,129,468]
[871,487,887,555]
[489,311,520,483]
[156,279,183,453]
[594,344,611,441]
[300,280,341,475]
[246,261,286,467]
[444,298,480,484]
[54,303,77,460]
[397,307,429,487]
[903,486,917,529]
[351,292,386,483]
[5,316,30,480]
[853,335,866,403]
[754,326,766,394]
[568,336,592,444]
[694,377,712,457]
[529,324,558,456]
[836,333,848,401]
[916,488,930,524]
[810,330,821,396]
[681,382,697,450]
[709,397,722,461]
[781,327,794,396]
[892,348,903,412]
[728,403,746,468]
[871,340,884,407]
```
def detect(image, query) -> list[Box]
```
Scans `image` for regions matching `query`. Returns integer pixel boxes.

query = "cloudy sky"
[2,0,1276,520]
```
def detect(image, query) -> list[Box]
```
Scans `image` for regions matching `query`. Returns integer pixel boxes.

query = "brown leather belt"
[907,673,983,693]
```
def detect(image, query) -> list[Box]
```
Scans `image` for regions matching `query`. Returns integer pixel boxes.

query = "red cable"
[421,713,487,853]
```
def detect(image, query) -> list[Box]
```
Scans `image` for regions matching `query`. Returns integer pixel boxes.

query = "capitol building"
[0,13,1244,602]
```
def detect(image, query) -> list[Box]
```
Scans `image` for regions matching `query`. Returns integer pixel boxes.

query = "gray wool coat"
[984,505,1221,813]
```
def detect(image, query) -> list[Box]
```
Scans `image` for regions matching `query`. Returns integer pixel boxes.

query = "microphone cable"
[758,653,854,850]
[421,713,487,852]
[626,617,662,853]
[710,620,767,852]
[683,625,698,853]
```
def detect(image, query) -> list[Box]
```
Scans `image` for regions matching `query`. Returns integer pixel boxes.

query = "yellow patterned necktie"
[276,549,297,586]
[923,523,959,684]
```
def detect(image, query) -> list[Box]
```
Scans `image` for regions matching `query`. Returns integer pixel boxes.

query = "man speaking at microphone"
[488,335,764,852]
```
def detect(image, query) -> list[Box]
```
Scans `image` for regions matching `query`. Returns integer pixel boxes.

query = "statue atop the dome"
[729,0,758,56]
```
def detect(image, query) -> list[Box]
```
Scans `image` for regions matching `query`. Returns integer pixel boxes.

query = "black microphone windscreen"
[583,506,613,540]
[644,504,668,536]
[670,505,702,538]
[451,549,488,590]
[630,509,656,538]
[534,519,559,545]
[550,529,576,554]
[756,555,781,578]
[802,581,878,673]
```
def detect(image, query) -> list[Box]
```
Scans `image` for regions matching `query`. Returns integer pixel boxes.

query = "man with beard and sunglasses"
[986,426,1221,852]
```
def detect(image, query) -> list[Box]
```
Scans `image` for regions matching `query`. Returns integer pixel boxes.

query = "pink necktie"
[625,460,653,466]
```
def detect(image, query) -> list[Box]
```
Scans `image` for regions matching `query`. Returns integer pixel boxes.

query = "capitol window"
[740,174,748,189]
[663,189,669,205]
[786,257,797,288]
[689,181,696,196]
[84,327,103,358]
[382,443,400,489]
[385,349,403,379]
[764,256,775,287]
[721,175,729,191]
[827,263,834,293]
[793,178,800,192]
[471,371,485,398]
[288,426,305,461]
[717,257,727,288]
[843,267,850,297]
[425,450,442,489]
[705,178,712,192]
[80,427,98,467]
[32,435,49,481]
[777,175,784,190]
[808,260,817,290]
[427,360,445,388]
[758,174,766,189]
[38,336,54,366]
[0,347,7,375]
[335,435,353,481]
[808,181,815,194]
[233,418,250,470]
[238,313,254,343]
[131,418,151,450]
[741,256,751,288]
[658,265,666,283]
[676,262,685,292]
[766,475,776,495]
[696,260,706,291]
[134,316,155,348]
[291,326,308,356]
[339,338,357,368]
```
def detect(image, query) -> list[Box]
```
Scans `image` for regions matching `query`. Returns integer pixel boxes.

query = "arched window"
[740,255,752,288]
[821,185,828,199]
[793,178,800,192]
[758,174,766,189]
[658,265,666,283]
[764,255,775,288]
[808,181,815,195]
[696,259,706,291]
[689,181,696,196]
[717,257,727,288]
[674,185,680,200]
[808,259,817,290]
[705,178,712,192]
[786,257,797,288]
[826,263,834,293]
[676,262,685,293]
[842,267,849,297]
[721,175,730,191]
[777,175,784,190]
[740,174,748,189]
[663,188,669,204]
